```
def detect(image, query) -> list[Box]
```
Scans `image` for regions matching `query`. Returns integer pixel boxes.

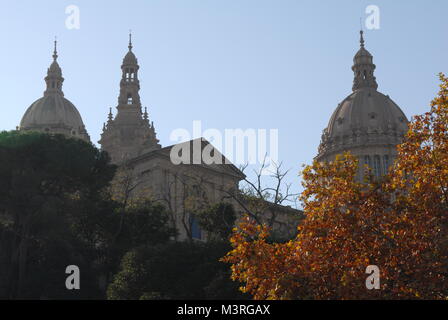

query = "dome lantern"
[352,30,378,91]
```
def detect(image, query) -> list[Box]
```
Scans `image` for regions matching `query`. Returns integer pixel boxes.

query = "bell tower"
[99,33,160,163]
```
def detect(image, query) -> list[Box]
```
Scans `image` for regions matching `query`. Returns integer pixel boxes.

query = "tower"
[316,31,408,180]
[20,39,90,142]
[99,33,160,163]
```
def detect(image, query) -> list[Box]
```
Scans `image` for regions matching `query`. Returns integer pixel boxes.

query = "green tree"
[107,241,247,300]
[0,131,115,299]
[194,203,236,241]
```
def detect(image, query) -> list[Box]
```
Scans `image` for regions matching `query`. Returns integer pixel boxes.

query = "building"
[18,36,302,241]
[316,31,409,180]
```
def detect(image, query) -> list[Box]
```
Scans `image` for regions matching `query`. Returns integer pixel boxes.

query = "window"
[364,155,371,168]
[383,155,390,174]
[125,68,135,82]
[190,216,202,240]
[127,94,133,105]
[373,155,381,177]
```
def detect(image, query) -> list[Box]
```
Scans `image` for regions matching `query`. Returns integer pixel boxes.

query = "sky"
[0,0,447,200]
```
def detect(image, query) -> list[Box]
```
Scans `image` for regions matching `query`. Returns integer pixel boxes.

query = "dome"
[317,87,408,160]
[19,40,90,142]
[123,51,138,65]
[316,31,408,179]
[20,95,85,130]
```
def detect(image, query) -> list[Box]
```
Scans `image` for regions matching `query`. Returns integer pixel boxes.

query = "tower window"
[125,68,135,82]
[127,94,133,105]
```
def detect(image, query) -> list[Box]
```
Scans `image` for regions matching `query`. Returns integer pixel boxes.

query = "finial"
[360,30,365,48]
[53,36,58,61]
[143,106,148,120]
[108,107,113,121]
[128,30,133,51]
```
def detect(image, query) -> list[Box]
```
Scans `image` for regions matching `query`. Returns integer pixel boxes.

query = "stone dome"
[21,95,86,131]
[318,87,408,159]
[19,40,90,142]
[316,31,408,179]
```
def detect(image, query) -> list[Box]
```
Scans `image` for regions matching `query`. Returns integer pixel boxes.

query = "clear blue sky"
[0,0,446,197]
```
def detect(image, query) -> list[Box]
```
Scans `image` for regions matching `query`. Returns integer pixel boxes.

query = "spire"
[359,30,365,48]
[108,107,113,122]
[128,30,133,51]
[351,30,378,91]
[53,37,58,61]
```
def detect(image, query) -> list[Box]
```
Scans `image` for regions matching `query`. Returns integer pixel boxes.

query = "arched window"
[373,155,381,177]
[127,93,133,105]
[125,68,130,81]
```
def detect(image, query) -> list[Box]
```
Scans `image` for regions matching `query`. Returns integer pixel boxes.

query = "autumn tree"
[223,74,448,300]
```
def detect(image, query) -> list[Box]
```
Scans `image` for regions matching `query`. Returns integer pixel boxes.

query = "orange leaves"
[223,74,448,300]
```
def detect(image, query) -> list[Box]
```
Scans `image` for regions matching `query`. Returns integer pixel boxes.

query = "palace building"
[17,31,404,240]
[18,35,301,241]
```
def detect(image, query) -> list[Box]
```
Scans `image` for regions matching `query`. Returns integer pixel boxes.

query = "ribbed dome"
[317,87,408,159]
[20,95,85,130]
